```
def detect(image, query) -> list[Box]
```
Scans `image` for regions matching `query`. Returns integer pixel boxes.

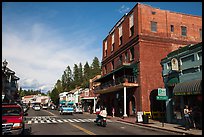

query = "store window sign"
[158,88,166,96]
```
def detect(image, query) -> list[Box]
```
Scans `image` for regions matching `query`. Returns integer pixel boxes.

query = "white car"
[75,106,83,114]
[33,105,41,111]
[42,105,48,109]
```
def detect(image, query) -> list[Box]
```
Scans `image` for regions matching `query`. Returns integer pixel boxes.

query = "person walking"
[183,105,191,130]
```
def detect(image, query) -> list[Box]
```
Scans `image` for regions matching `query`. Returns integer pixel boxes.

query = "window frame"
[181,26,187,36]
[151,21,157,32]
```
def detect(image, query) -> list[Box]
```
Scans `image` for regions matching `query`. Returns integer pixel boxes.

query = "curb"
[116,119,197,135]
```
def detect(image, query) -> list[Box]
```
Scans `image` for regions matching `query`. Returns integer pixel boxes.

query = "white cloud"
[2,21,101,93]
[118,5,130,14]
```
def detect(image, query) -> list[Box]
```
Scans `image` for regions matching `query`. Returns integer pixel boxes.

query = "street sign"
[156,96,168,100]
[158,88,166,96]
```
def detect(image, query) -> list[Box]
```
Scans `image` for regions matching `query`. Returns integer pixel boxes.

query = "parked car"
[33,105,41,111]
[22,103,29,113]
[74,106,83,114]
[42,104,48,110]
[2,103,28,135]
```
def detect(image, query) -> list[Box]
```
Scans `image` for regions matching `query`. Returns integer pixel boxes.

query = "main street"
[24,108,181,135]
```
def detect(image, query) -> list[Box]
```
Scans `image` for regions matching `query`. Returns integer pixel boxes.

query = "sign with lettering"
[158,88,166,96]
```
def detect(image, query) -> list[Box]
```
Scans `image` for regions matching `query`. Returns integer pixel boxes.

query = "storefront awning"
[167,77,179,86]
[173,79,202,95]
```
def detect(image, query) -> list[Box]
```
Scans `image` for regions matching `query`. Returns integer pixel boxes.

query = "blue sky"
[2,2,202,93]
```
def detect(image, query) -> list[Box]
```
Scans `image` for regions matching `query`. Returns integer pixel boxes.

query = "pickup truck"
[2,103,28,135]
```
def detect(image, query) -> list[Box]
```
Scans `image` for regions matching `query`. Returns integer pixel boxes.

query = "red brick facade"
[100,3,202,113]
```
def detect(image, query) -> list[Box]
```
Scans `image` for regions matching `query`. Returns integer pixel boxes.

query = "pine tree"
[82,61,91,88]
[73,64,80,87]
[78,63,83,85]
[91,57,101,78]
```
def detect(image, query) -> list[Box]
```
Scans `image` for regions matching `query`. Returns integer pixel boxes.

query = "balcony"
[94,75,138,94]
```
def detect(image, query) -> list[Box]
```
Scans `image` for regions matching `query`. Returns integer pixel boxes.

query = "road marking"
[68,119,74,122]
[77,119,86,122]
[57,119,63,123]
[68,122,96,135]
[73,119,80,122]
[46,120,51,123]
[63,119,68,122]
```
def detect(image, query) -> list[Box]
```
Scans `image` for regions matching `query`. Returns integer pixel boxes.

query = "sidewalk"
[106,115,202,135]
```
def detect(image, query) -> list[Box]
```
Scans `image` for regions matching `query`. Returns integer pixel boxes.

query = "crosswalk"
[26,116,112,124]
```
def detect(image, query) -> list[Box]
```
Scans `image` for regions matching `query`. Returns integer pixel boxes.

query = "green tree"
[82,61,91,88]
[55,79,63,93]
[73,64,80,87]
[78,63,83,84]
[91,57,101,78]
[49,87,59,106]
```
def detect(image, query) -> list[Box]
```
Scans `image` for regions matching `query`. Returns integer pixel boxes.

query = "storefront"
[172,79,202,128]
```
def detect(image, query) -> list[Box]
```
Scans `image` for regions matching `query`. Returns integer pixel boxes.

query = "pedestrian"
[183,105,191,130]
[112,107,115,117]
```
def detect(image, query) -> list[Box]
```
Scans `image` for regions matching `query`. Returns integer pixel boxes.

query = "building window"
[85,91,89,96]
[111,61,114,71]
[104,65,107,74]
[182,68,197,74]
[181,26,187,36]
[152,11,156,15]
[130,47,134,61]
[111,33,115,52]
[167,62,172,70]
[200,29,202,40]
[151,21,157,32]
[197,52,202,60]
[119,55,122,65]
[170,25,174,32]
[129,13,134,36]
[119,25,123,45]
[124,52,128,63]
[181,54,194,65]
[104,40,107,57]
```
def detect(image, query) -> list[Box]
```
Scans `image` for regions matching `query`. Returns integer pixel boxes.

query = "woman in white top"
[183,105,191,130]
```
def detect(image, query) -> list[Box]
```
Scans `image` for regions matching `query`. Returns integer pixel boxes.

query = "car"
[42,104,48,110]
[2,103,28,135]
[59,103,74,115]
[22,103,29,113]
[74,106,83,114]
[33,105,41,111]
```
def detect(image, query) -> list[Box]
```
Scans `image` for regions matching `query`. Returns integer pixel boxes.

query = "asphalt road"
[24,108,181,135]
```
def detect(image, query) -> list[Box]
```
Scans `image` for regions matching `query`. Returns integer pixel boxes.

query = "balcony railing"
[94,75,137,92]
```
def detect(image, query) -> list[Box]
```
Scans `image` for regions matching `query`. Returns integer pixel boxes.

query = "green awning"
[60,100,66,104]
[173,79,202,95]
[167,77,179,86]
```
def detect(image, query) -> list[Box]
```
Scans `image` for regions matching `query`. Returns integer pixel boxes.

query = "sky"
[2,2,202,93]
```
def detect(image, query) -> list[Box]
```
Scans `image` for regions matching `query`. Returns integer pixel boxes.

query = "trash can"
[142,115,149,124]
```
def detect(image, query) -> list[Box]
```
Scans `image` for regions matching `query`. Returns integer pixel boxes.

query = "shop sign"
[137,111,143,122]
[156,96,168,100]
[158,88,166,96]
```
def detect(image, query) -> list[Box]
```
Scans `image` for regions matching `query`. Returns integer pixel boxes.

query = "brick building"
[94,3,202,118]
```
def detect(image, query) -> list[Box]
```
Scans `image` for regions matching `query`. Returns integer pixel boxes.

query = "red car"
[2,103,28,135]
